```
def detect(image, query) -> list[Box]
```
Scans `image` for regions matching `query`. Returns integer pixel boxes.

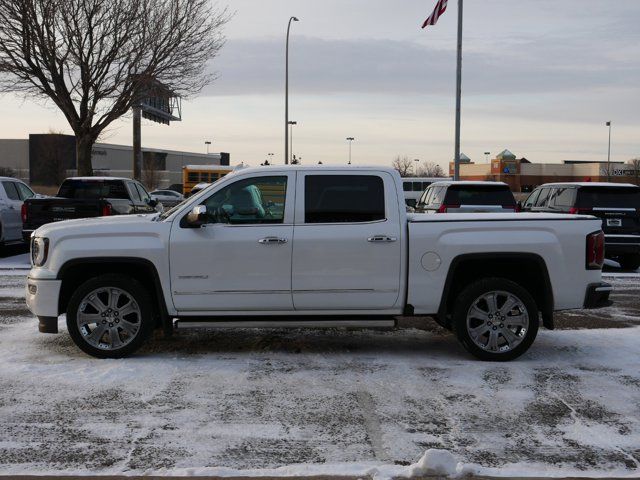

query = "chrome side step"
[175,318,396,330]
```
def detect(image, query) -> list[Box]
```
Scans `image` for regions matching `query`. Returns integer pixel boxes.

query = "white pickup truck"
[26,166,612,361]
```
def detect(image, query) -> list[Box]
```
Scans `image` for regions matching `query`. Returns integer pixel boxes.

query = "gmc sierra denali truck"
[25,166,612,361]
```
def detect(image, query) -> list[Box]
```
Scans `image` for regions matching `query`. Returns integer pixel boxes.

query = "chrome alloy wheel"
[76,287,141,351]
[465,290,529,353]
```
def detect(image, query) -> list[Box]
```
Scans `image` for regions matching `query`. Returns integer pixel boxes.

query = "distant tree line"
[392,155,446,178]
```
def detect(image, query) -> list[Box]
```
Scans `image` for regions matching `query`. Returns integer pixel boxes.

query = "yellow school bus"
[182,165,235,195]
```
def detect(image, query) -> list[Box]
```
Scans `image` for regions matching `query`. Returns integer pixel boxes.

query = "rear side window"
[444,185,515,206]
[576,187,640,208]
[58,180,129,199]
[403,182,412,192]
[305,175,385,223]
[1,181,20,200]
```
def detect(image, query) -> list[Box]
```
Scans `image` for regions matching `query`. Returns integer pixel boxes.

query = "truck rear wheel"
[66,274,154,358]
[453,278,539,361]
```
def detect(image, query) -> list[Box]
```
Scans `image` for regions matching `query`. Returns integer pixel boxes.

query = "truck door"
[169,172,295,312]
[292,172,402,310]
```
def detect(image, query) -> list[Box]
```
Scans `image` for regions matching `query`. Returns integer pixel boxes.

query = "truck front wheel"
[453,278,539,361]
[66,274,154,358]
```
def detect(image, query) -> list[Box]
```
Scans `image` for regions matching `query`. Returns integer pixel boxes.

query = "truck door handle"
[258,236,288,245]
[367,235,397,243]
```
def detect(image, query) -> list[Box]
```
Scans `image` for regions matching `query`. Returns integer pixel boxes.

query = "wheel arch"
[57,257,171,333]
[437,252,554,330]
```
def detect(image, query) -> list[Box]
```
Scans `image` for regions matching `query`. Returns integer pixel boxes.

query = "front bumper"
[583,282,613,309]
[25,276,62,320]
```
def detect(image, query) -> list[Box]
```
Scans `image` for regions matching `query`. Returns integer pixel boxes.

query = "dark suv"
[415,181,518,214]
[522,182,640,270]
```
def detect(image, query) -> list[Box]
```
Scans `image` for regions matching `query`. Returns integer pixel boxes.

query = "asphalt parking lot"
[0,263,639,478]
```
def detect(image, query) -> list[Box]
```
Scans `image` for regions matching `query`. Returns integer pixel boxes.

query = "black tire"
[453,277,539,361]
[66,274,154,358]
[618,255,640,271]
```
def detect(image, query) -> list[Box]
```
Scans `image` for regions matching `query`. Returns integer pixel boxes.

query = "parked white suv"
[0,177,36,248]
[26,166,611,360]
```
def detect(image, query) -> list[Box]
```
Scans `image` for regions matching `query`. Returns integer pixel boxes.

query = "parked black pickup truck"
[22,177,158,241]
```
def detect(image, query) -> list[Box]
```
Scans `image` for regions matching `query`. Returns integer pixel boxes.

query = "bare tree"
[631,158,640,186]
[0,0,229,176]
[417,161,446,178]
[142,153,164,191]
[392,155,415,177]
[0,166,15,177]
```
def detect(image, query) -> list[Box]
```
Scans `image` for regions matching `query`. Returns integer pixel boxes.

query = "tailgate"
[24,198,106,230]
[575,186,640,236]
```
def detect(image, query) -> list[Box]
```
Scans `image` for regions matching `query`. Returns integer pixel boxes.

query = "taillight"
[437,204,460,213]
[101,204,112,216]
[21,204,27,223]
[586,230,605,270]
[570,207,591,214]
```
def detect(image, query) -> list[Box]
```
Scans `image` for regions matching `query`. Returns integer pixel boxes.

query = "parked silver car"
[0,177,36,247]
[150,189,184,208]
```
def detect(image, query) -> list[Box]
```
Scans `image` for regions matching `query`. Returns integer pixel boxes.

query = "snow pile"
[401,449,468,478]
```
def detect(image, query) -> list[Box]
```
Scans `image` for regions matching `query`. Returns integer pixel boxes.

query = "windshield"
[444,185,516,206]
[576,186,640,209]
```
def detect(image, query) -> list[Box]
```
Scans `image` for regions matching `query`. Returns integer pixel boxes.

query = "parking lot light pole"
[606,121,612,181]
[346,137,355,164]
[205,140,212,154]
[484,151,490,163]
[285,16,299,165]
[288,121,297,164]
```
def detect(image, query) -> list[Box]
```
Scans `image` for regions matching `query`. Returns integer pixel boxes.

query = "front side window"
[16,182,35,200]
[305,175,385,223]
[127,182,141,202]
[523,189,540,209]
[199,176,287,225]
[534,188,551,207]
[135,183,151,203]
[430,186,446,206]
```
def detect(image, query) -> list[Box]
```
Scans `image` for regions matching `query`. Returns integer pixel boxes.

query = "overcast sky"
[1,0,639,169]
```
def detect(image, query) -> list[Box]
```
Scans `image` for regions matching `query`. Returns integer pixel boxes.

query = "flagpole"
[453,0,463,181]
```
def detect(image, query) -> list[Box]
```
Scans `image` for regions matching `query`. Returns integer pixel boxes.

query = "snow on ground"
[0,272,639,478]
[0,253,29,270]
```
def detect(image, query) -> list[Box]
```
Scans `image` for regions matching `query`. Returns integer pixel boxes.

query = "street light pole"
[453,0,463,181]
[205,140,212,154]
[606,121,612,181]
[288,121,297,164]
[346,137,355,164]
[484,151,490,163]
[285,16,299,165]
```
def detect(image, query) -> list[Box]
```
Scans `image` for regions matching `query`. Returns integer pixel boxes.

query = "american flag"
[422,0,448,28]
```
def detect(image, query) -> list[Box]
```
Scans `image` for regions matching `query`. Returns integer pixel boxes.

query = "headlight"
[31,237,49,267]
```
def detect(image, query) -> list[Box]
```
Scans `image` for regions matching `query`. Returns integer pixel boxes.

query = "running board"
[175,317,396,330]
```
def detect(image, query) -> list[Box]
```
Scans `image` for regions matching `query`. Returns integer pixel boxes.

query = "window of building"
[305,175,385,224]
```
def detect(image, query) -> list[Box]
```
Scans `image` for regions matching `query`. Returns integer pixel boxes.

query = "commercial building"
[450,149,639,192]
[0,134,230,190]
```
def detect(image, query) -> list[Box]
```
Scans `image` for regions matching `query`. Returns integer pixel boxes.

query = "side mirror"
[186,205,208,227]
